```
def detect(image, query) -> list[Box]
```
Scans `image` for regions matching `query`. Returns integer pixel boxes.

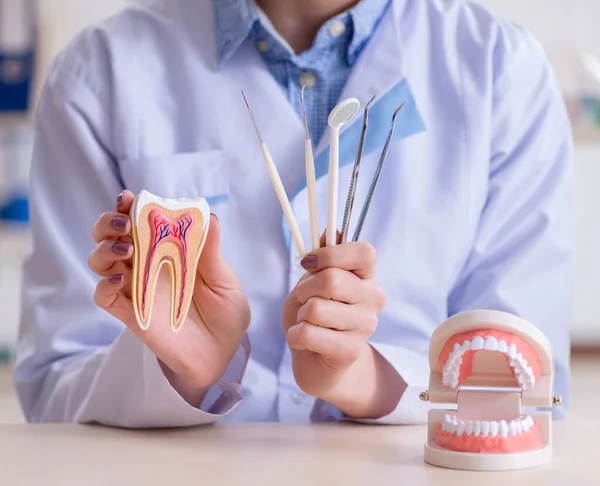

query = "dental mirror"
[326,97,360,246]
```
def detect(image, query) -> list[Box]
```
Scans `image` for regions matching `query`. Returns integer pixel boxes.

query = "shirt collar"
[212,0,391,67]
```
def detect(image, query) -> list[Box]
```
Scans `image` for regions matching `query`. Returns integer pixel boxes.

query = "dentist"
[14,0,575,428]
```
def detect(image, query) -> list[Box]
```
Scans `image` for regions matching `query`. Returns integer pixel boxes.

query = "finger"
[286,322,365,367]
[88,240,134,275]
[319,229,341,248]
[296,267,365,305]
[300,241,377,279]
[297,297,378,336]
[116,190,136,215]
[91,212,132,243]
[197,214,241,289]
[94,273,135,324]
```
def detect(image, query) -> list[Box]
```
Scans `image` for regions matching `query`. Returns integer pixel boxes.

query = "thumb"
[197,214,240,289]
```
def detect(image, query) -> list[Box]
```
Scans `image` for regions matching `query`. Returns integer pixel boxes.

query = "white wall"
[477,0,600,344]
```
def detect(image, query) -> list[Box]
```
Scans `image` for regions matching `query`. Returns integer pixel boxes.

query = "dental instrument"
[340,95,376,244]
[301,86,320,251]
[352,102,405,242]
[326,98,361,246]
[242,91,307,257]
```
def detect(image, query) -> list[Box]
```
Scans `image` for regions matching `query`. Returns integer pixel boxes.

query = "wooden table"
[2,356,599,485]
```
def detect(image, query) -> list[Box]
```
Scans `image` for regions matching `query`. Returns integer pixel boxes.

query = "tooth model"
[130,190,210,332]
[420,310,562,471]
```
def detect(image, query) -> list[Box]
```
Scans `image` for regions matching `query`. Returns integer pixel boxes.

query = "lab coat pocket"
[118,150,229,206]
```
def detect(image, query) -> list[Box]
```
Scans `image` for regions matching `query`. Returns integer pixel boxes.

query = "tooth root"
[131,191,210,332]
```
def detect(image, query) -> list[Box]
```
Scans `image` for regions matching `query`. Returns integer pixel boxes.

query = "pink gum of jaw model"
[422,310,559,467]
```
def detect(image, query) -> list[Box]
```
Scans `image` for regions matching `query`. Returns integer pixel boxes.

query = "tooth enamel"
[498,340,508,352]
[499,420,508,438]
[484,336,498,351]
[457,421,465,437]
[490,421,499,437]
[510,421,518,436]
[480,421,490,437]
[453,343,461,353]
[465,421,474,436]
[131,190,210,332]
[507,343,517,357]
[471,336,484,350]
[462,340,471,351]
[473,421,481,437]
[522,419,530,432]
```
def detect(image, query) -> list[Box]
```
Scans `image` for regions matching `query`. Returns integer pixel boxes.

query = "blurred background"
[0,0,598,422]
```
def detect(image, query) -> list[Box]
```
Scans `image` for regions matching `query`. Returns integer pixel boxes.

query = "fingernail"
[300,255,318,270]
[116,192,124,208]
[109,274,123,284]
[111,216,128,232]
[112,241,131,255]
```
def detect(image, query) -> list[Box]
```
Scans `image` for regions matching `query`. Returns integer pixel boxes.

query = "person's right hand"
[88,190,251,406]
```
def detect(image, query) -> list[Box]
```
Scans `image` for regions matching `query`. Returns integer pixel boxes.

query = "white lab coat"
[13,0,574,427]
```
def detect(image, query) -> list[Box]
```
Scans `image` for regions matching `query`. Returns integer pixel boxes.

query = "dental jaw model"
[130,190,210,332]
[420,310,563,471]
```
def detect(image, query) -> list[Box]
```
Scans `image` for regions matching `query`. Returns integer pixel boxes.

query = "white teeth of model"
[498,340,508,353]
[453,343,461,353]
[507,343,517,358]
[510,421,518,436]
[130,190,210,332]
[457,421,465,437]
[471,336,484,350]
[462,340,471,351]
[480,421,490,437]
[499,420,508,438]
[484,336,498,351]
[465,421,474,436]
[489,421,499,437]
[473,421,481,437]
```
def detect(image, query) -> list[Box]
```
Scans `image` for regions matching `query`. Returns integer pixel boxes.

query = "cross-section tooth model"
[420,310,563,471]
[130,190,210,332]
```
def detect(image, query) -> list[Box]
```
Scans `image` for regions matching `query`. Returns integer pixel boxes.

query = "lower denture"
[435,420,542,453]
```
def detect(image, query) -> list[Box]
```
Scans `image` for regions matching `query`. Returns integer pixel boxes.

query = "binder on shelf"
[0,0,36,113]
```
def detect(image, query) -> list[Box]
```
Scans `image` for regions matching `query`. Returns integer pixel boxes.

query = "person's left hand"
[282,236,401,419]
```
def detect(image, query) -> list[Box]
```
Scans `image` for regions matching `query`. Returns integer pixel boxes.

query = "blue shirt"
[213,0,391,144]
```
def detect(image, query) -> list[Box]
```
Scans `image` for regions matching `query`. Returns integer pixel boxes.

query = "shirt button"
[298,71,317,89]
[256,40,269,53]
[329,20,346,37]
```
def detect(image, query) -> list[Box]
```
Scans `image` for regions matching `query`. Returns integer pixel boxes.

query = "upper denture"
[438,329,542,390]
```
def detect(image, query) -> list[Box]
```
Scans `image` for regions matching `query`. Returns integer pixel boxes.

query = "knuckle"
[321,268,341,298]
[298,323,316,345]
[374,286,386,309]
[359,243,377,265]
[304,297,323,323]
